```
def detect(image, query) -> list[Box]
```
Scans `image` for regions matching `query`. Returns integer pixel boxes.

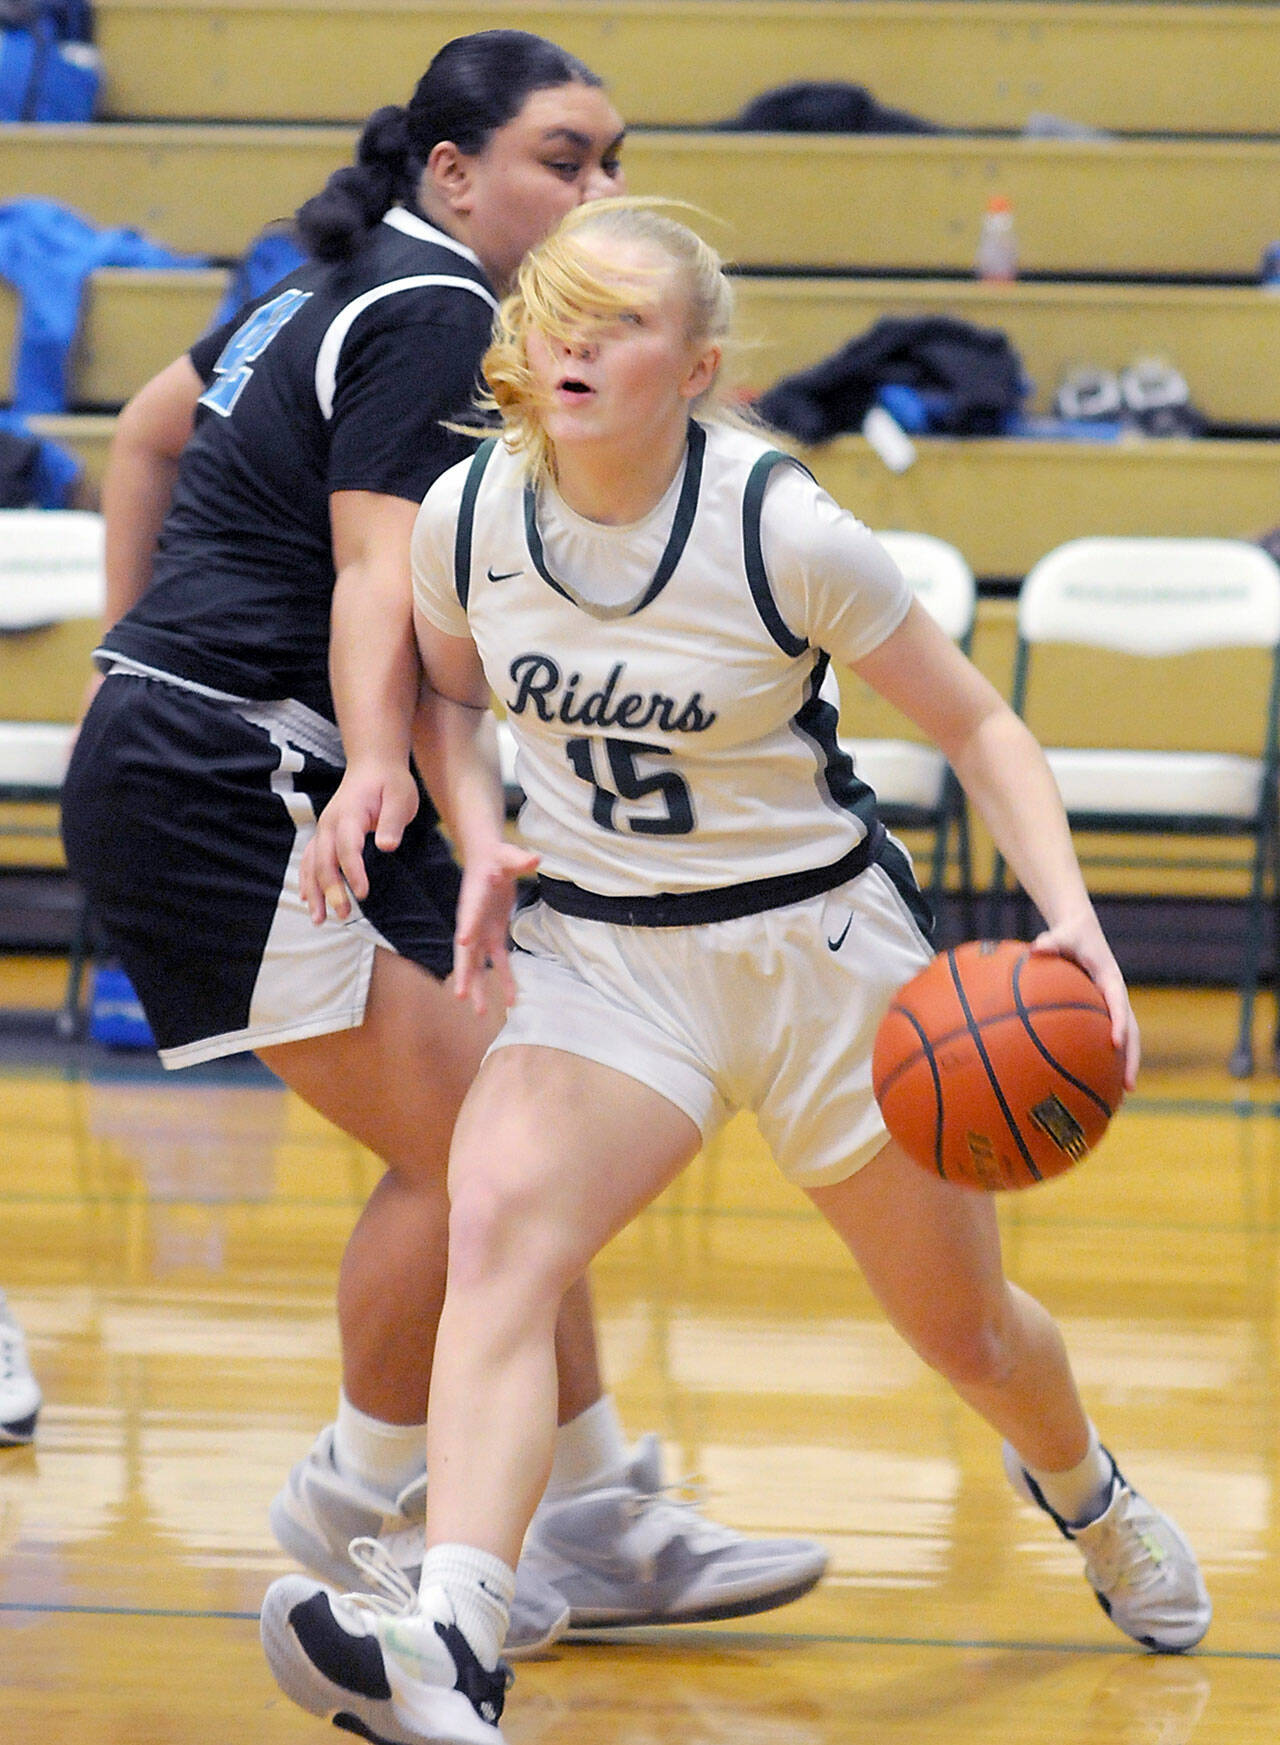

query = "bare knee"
[911,1300,1021,1393]
[445,1172,583,1310]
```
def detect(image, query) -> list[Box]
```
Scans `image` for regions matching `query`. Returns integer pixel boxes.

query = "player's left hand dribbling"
[1031,911,1140,1090]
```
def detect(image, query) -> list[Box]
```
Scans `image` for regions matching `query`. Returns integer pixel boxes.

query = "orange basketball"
[871,940,1125,1191]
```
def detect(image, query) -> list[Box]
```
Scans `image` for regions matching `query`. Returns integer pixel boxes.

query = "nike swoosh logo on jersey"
[827,913,853,952]
[486,565,523,582]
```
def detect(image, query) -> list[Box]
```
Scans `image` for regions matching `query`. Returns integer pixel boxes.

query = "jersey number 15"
[566,737,695,836]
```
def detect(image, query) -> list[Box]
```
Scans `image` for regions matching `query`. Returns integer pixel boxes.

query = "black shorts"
[61,672,461,1066]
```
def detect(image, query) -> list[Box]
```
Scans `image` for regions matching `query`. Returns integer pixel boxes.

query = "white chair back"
[0,509,106,630]
[874,530,976,644]
[1018,537,1280,657]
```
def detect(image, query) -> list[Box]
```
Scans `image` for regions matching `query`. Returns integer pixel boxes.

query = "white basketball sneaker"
[1002,1441,1211,1651]
[0,1294,40,1446]
[260,1540,510,1745]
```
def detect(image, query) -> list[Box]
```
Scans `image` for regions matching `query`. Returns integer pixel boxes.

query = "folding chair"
[989,535,1280,1076]
[0,508,105,1035]
[839,530,978,923]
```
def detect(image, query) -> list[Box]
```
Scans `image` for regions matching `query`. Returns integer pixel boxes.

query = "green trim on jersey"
[453,437,500,609]
[522,420,708,619]
[743,449,811,657]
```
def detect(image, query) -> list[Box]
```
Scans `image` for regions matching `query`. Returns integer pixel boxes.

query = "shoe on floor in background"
[1024,111,1115,142]
[524,1432,828,1631]
[0,1293,40,1445]
[1053,365,1126,425]
[1119,357,1205,437]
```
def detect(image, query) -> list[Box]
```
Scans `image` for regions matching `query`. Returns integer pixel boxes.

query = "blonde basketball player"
[265,199,1209,1745]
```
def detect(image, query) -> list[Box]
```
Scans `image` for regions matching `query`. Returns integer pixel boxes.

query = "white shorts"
[492,859,934,1187]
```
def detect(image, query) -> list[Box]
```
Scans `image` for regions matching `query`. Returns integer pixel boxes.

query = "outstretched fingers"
[453,843,541,1012]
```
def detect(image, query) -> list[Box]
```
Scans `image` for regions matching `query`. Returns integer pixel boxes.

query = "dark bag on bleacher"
[723,80,945,136]
[0,0,98,121]
[757,315,1026,443]
[0,417,82,506]
[0,427,40,505]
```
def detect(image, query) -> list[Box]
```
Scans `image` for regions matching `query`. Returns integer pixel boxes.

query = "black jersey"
[101,209,498,722]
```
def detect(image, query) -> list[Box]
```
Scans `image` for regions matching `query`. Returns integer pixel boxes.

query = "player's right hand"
[299,763,420,923]
[453,840,541,1013]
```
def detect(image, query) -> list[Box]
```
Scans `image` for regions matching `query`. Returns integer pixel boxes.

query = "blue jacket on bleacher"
[0,197,206,413]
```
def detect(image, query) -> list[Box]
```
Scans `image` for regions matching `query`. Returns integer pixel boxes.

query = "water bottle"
[975,195,1019,282]
[861,404,917,473]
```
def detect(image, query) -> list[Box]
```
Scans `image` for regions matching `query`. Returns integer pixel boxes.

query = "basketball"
[871,940,1125,1191]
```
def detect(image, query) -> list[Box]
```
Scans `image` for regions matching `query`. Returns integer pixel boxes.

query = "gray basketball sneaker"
[1002,1441,1211,1651]
[522,1433,828,1630]
[269,1427,567,1658]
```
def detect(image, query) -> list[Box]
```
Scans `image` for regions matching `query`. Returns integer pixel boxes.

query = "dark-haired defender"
[61,32,826,1656]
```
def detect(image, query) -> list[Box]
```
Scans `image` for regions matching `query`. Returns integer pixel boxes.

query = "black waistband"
[535,822,886,928]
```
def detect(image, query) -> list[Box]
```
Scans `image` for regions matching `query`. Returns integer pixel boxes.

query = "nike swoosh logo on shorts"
[827,913,853,952]
[487,565,523,582]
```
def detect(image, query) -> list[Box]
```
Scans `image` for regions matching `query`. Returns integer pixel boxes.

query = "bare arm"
[852,600,1138,1084]
[79,356,201,721]
[413,617,537,1010]
[409,621,502,843]
[101,355,201,630]
[296,490,422,916]
[303,598,535,1004]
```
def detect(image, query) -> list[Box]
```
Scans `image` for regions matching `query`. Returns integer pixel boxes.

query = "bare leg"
[808,1137,1091,1471]
[805,1140,1212,1655]
[555,1275,603,1425]
[258,949,609,1430]
[425,1045,702,1568]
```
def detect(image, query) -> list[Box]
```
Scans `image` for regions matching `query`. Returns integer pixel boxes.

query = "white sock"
[1022,1425,1113,1527]
[332,1390,426,1501]
[420,1542,514,1670]
[545,1395,630,1498]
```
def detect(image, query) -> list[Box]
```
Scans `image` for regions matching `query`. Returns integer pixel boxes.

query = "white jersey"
[412,419,914,925]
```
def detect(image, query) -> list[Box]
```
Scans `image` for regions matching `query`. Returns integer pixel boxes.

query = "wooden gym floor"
[1,962,1277,1745]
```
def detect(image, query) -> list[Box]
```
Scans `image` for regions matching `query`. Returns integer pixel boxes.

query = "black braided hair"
[296,30,602,262]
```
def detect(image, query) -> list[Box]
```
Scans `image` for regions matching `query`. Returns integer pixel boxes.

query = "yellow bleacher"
[3,125,1277,274]
[3,0,1278,788]
[9,270,1278,424]
[28,414,1279,590]
[91,0,1280,136]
